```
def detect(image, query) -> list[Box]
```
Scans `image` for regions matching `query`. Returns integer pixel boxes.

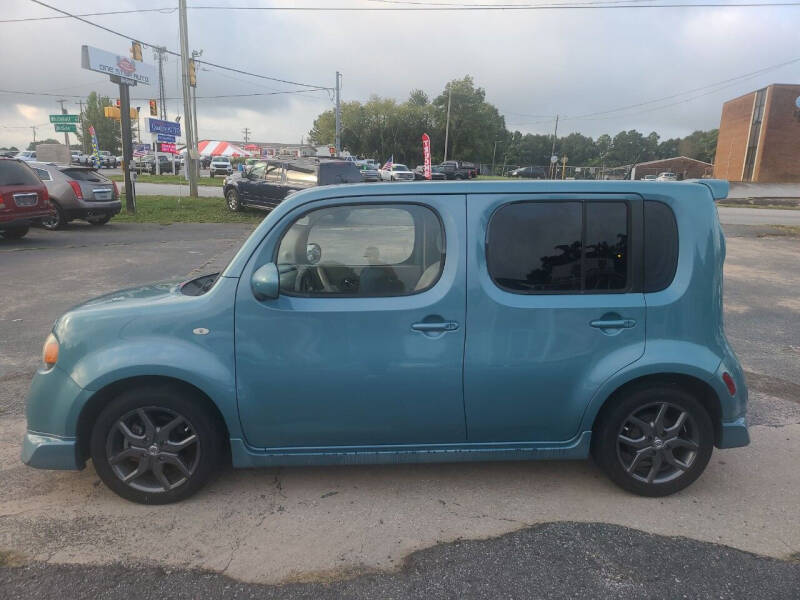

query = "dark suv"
[0,158,51,239]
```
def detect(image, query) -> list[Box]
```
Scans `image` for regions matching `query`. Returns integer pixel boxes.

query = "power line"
[0,8,177,23]
[185,1,800,9]
[26,0,333,90]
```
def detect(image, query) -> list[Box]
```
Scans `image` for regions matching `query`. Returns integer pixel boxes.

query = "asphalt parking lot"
[1,218,799,598]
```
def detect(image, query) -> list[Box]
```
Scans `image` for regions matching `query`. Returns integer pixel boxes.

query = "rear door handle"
[411,321,459,332]
[589,318,636,329]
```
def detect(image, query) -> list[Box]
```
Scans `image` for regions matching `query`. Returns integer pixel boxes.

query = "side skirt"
[230,431,592,468]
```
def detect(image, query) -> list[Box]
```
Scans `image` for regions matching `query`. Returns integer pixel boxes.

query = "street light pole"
[334,71,342,156]
[443,87,452,162]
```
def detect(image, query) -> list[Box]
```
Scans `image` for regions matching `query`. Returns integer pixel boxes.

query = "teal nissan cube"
[22,180,749,504]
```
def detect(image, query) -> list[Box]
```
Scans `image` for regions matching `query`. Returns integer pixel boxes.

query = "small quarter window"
[643,201,678,292]
[277,204,444,297]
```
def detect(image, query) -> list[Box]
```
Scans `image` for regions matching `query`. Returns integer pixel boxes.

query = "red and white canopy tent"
[196,140,254,157]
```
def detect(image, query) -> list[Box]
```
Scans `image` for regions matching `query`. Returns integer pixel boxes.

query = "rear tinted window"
[61,169,109,182]
[487,201,629,293]
[0,160,41,186]
[643,201,678,292]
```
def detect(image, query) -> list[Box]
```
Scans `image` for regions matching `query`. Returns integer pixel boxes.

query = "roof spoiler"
[686,178,728,200]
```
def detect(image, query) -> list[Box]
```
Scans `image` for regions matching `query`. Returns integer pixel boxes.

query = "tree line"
[308,76,718,170]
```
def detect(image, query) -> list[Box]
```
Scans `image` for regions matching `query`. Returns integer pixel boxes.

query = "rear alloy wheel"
[1,226,29,239]
[40,202,65,230]
[87,214,112,226]
[90,386,223,504]
[226,189,242,212]
[593,385,713,497]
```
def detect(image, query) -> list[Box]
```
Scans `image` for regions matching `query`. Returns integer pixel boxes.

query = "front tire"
[90,385,223,504]
[226,188,242,212]
[592,385,714,497]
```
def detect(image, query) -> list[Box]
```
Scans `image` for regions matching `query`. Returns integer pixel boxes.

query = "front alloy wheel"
[106,407,200,494]
[91,386,222,504]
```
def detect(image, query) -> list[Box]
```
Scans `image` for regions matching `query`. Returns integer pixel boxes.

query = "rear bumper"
[22,432,84,470]
[718,417,750,449]
[0,214,50,229]
[64,201,121,220]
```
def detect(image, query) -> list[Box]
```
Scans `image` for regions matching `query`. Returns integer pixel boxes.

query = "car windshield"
[393,164,409,171]
[0,160,41,186]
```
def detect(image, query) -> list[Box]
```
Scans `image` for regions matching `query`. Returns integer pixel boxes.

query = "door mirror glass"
[251,262,280,300]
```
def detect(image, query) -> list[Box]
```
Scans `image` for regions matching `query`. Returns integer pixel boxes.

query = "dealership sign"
[157,133,176,143]
[148,118,181,137]
[158,142,177,154]
[81,45,155,86]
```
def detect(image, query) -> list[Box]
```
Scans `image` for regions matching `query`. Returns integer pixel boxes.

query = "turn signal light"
[722,372,736,397]
[42,334,59,369]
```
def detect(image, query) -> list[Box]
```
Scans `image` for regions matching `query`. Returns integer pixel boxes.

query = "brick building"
[713,84,800,182]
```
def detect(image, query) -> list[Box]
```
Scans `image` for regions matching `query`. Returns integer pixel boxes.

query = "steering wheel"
[295,265,335,293]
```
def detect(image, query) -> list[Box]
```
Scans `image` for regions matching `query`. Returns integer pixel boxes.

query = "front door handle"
[590,318,636,329]
[411,321,459,332]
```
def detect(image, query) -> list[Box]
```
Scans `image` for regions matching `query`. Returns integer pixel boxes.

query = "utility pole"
[492,140,501,176]
[242,128,251,144]
[443,86,452,162]
[57,99,70,150]
[179,0,198,197]
[334,71,342,156]
[549,114,559,179]
[31,125,37,145]
[191,50,202,151]
[154,46,168,120]
[75,100,88,153]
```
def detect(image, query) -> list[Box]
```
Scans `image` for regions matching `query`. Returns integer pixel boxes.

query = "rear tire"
[1,226,29,239]
[40,202,65,231]
[592,384,714,497]
[90,385,223,504]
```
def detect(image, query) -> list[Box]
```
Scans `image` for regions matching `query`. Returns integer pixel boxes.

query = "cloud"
[0,0,797,150]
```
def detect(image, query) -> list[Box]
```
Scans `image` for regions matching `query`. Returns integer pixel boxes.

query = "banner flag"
[422,134,432,180]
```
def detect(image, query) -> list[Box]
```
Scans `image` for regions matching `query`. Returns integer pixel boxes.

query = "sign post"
[82,44,155,214]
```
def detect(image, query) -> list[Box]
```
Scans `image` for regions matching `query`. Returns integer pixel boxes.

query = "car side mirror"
[251,262,280,300]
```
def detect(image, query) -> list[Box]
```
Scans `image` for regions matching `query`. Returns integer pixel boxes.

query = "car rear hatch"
[60,167,117,202]
[0,160,49,221]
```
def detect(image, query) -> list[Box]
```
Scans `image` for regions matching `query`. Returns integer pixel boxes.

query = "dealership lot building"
[713,83,800,182]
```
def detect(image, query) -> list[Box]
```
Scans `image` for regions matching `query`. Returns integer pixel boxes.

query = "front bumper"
[22,432,84,470]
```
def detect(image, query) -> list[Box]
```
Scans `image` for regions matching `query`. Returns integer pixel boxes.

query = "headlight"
[42,333,59,369]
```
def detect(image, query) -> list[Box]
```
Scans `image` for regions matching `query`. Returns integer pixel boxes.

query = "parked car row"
[132,154,180,175]
[0,158,120,239]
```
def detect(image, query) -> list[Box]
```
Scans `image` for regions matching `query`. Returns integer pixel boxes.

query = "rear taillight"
[41,187,50,206]
[68,180,83,200]
[112,180,119,198]
[722,372,736,396]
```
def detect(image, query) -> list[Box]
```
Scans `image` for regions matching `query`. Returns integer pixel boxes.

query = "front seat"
[415,261,441,291]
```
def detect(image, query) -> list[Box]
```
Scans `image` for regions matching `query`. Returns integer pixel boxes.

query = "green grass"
[110,174,224,187]
[718,202,800,210]
[477,175,512,180]
[115,195,263,224]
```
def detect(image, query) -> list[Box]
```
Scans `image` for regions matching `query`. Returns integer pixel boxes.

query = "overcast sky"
[1,0,798,151]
